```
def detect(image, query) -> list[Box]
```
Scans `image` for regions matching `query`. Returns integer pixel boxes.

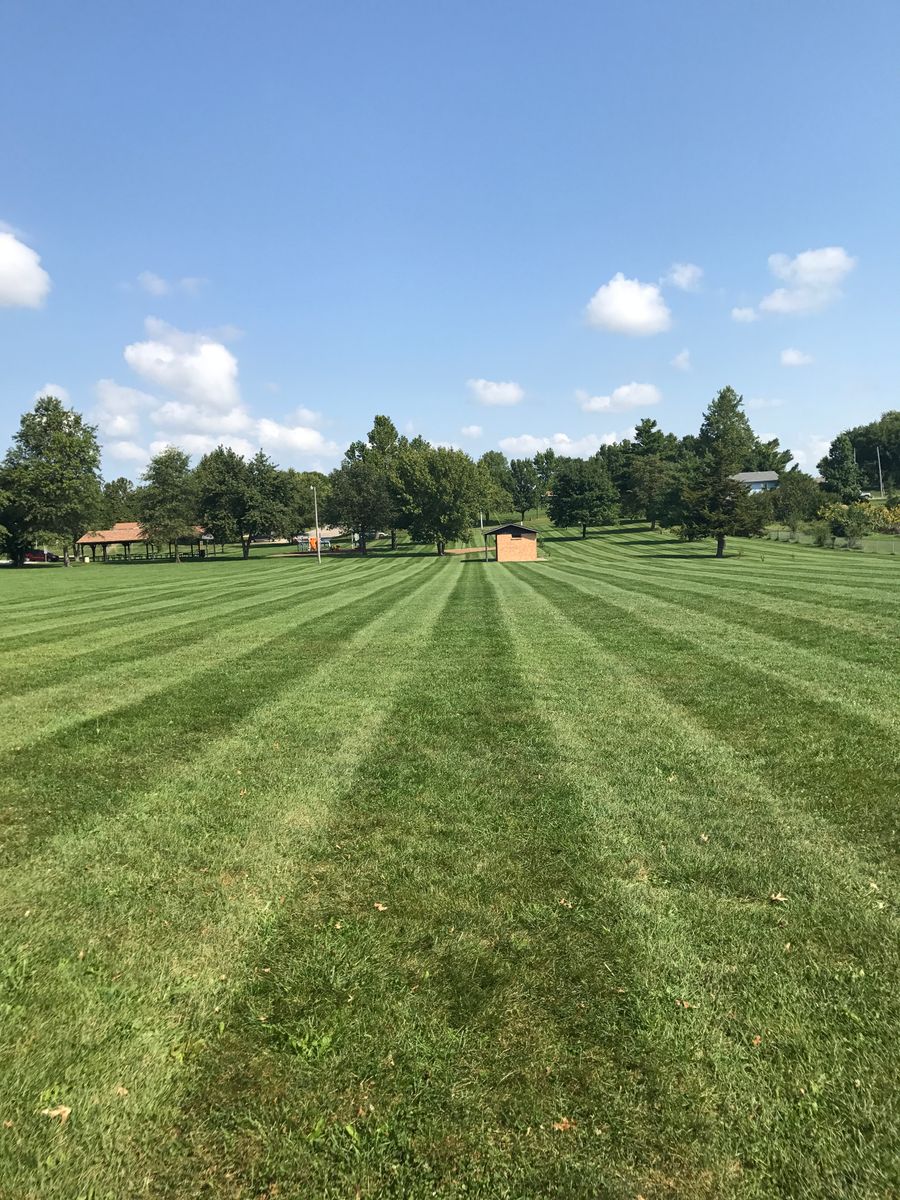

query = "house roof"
[483,522,539,536]
[731,470,779,483]
[77,521,204,544]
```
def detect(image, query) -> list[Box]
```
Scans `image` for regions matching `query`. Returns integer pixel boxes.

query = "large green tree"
[772,469,822,531]
[477,451,514,520]
[0,395,102,566]
[547,457,619,538]
[136,446,198,562]
[533,448,557,498]
[281,469,330,540]
[818,433,865,501]
[625,419,678,528]
[195,446,249,548]
[100,476,139,526]
[394,444,481,554]
[509,458,540,522]
[843,410,900,492]
[324,454,394,553]
[674,387,768,557]
[241,451,289,557]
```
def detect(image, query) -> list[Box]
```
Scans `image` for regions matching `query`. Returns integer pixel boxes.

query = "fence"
[767,529,899,555]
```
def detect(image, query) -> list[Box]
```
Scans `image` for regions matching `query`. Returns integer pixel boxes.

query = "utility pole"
[310,485,322,565]
[876,445,884,497]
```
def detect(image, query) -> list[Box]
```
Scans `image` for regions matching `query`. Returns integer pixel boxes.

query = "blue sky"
[2,0,898,477]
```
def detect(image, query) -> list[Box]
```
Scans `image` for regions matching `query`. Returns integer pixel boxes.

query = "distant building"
[730,470,779,493]
[483,522,539,562]
[76,521,208,560]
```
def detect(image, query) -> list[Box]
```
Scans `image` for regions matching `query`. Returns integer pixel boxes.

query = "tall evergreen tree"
[675,387,768,557]
[818,433,864,501]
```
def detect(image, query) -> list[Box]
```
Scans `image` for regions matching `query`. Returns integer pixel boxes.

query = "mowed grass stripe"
[551,527,900,606]
[543,555,899,720]
[0,557,379,648]
[0,558,430,866]
[523,564,900,865]
[0,563,423,758]
[1,558,401,700]
[547,533,900,643]
[146,563,720,1200]
[0,560,453,1200]
[501,565,899,1199]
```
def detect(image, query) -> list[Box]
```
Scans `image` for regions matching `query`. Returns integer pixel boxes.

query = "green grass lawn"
[1,526,898,1199]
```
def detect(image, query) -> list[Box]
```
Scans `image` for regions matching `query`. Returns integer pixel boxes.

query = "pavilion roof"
[76,522,205,545]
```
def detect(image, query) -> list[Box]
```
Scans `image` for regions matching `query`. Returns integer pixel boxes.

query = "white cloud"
[150,400,253,434]
[577,382,661,413]
[461,424,483,438]
[663,262,703,291]
[731,306,758,323]
[112,318,341,469]
[499,431,618,458]
[137,271,169,296]
[467,378,524,406]
[34,383,70,403]
[107,439,150,463]
[759,246,856,315]
[125,318,239,410]
[791,435,831,470]
[671,349,691,371]
[256,418,339,457]
[0,231,51,308]
[746,397,785,410]
[136,271,207,296]
[780,347,813,367]
[95,379,157,438]
[150,433,257,458]
[585,273,671,335]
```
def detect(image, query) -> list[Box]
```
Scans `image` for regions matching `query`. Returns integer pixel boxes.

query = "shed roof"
[483,522,539,536]
[730,470,779,483]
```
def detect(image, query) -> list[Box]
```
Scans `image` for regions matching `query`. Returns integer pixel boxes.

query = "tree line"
[1,390,896,566]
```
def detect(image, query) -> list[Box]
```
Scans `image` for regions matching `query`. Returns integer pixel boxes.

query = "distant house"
[483,522,539,562]
[730,470,779,493]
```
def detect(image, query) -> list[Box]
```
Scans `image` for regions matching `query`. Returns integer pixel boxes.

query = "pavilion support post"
[102,545,108,562]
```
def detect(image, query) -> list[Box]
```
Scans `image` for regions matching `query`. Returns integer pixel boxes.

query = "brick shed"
[484,523,538,562]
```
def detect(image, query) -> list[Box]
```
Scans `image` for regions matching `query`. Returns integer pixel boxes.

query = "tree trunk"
[390,528,397,551]
[63,546,70,567]
[241,536,251,559]
[650,518,657,531]
[581,524,587,538]
[359,533,367,553]
[437,540,445,556]
[716,533,726,558]
[520,510,526,523]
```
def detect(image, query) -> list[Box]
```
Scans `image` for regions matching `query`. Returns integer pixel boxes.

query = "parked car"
[25,549,60,562]
[859,492,872,501]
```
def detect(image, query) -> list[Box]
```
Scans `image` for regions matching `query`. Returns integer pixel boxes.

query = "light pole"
[310,485,322,565]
